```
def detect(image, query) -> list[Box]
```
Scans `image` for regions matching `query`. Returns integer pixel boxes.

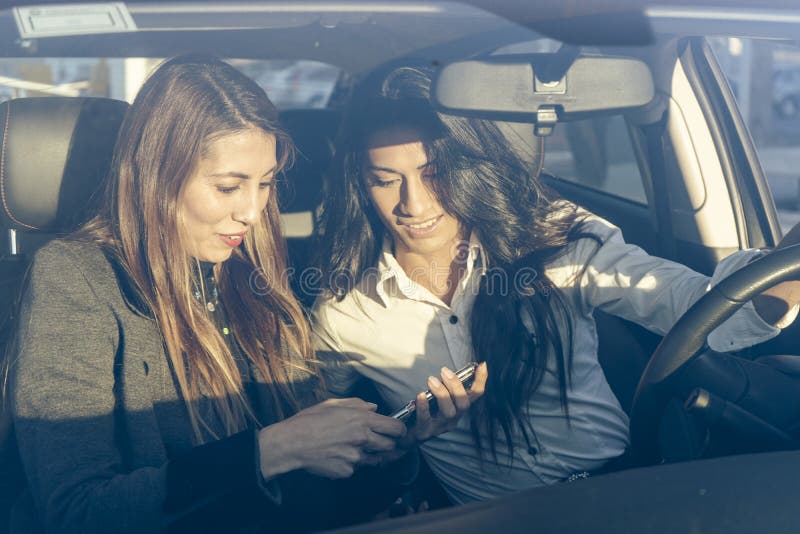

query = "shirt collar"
[375,237,409,308]
[374,231,488,309]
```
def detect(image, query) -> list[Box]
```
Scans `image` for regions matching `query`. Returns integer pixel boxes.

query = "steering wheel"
[630,243,800,464]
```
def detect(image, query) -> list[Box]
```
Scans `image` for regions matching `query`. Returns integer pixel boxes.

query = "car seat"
[279,108,341,307]
[496,119,660,415]
[482,121,661,416]
[0,96,129,533]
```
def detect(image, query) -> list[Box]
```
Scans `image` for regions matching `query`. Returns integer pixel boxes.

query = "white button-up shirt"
[312,212,793,504]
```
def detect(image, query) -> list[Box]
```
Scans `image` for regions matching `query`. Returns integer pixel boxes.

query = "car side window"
[0,58,341,110]
[543,115,648,205]
[711,37,800,233]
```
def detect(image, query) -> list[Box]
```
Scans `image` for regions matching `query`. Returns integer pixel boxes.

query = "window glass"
[231,59,340,109]
[0,58,118,101]
[710,38,800,232]
[543,115,647,204]
[0,58,341,109]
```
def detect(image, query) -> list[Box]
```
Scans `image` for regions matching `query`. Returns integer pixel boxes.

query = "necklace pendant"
[206,302,216,312]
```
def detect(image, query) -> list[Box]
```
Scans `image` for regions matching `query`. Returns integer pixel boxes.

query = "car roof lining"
[2,1,796,73]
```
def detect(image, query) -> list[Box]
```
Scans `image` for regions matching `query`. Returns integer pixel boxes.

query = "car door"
[646,5,800,259]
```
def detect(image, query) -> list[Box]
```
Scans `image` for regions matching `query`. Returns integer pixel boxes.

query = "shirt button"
[528,446,538,455]
[449,315,459,325]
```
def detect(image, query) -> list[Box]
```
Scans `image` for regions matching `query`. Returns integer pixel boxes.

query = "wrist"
[257,421,302,479]
[397,428,422,450]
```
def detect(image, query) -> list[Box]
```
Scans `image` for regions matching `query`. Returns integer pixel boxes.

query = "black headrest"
[0,97,128,233]
[279,108,340,214]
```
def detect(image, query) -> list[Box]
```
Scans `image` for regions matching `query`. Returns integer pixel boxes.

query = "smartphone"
[390,362,479,424]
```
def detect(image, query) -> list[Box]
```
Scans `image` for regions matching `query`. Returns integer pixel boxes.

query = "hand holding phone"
[391,362,479,424]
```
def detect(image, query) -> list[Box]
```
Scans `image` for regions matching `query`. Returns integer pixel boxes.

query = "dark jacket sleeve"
[164,429,417,533]
[267,452,418,533]
[163,428,280,533]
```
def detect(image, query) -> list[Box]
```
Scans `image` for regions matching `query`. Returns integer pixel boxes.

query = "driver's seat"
[495,122,662,418]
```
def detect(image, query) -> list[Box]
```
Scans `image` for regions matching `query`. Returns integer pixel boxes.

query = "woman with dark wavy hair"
[313,64,800,504]
[6,55,417,534]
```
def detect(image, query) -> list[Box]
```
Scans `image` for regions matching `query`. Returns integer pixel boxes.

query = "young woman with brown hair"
[6,55,418,534]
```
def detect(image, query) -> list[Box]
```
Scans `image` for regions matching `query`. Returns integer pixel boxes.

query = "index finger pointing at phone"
[368,412,408,438]
[467,362,488,402]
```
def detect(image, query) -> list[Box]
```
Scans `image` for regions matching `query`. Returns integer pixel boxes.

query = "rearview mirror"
[431,54,655,135]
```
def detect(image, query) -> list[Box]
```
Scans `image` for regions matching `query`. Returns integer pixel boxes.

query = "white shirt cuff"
[706,248,800,351]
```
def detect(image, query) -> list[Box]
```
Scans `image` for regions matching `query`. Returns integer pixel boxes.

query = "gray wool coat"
[9,240,412,534]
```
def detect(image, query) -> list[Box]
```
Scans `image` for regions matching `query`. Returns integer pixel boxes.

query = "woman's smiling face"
[178,128,277,263]
[363,126,465,263]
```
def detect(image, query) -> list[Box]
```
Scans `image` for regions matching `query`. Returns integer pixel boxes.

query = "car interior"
[2,1,800,532]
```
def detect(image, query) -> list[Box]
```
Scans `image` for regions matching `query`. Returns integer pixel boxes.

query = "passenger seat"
[0,96,129,533]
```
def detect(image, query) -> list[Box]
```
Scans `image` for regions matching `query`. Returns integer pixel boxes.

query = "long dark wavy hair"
[316,64,597,459]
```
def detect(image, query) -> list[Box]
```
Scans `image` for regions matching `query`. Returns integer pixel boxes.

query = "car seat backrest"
[0,96,128,533]
[492,115,661,414]
[279,108,341,306]
[1,96,128,352]
[1,97,129,236]
[279,108,339,215]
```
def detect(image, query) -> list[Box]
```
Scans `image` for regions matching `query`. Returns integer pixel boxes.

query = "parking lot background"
[712,38,800,232]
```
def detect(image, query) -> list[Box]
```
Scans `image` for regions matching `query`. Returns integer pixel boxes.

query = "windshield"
[3,2,800,532]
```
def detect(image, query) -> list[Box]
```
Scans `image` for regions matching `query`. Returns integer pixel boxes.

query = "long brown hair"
[78,55,320,442]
